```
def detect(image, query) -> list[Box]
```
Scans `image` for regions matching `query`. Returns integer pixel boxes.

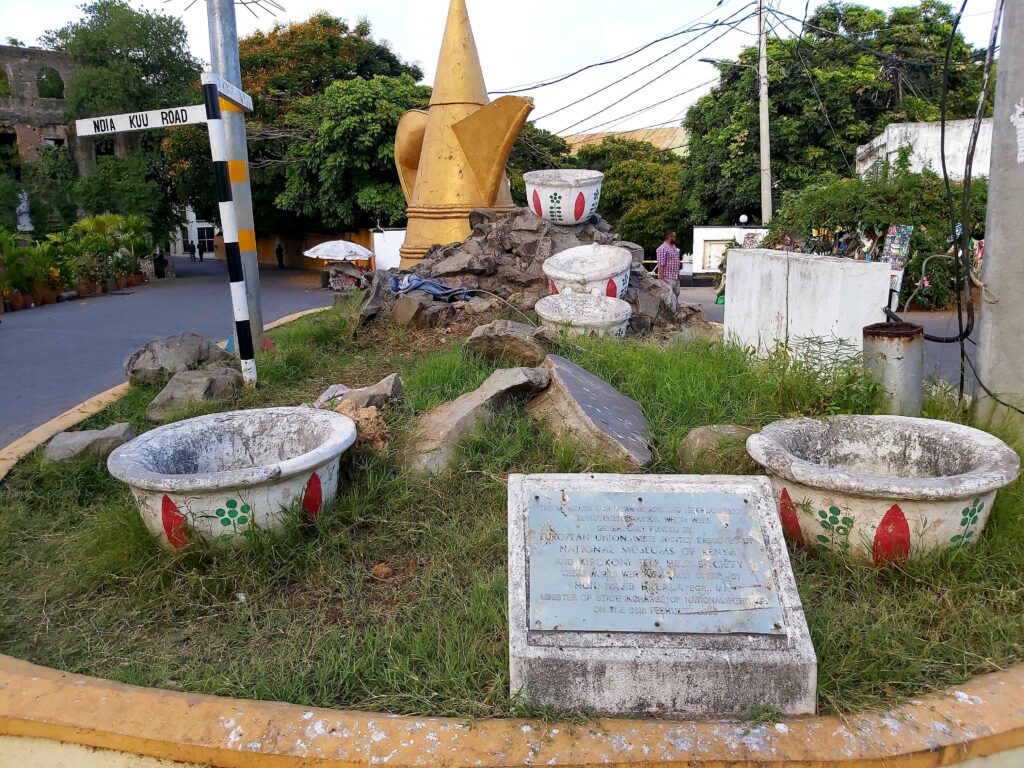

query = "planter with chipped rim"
[746,415,1020,563]
[108,407,357,549]
[535,293,632,338]
[524,169,603,225]
[542,244,632,299]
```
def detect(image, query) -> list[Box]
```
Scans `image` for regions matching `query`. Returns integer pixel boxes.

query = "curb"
[0,306,329,484]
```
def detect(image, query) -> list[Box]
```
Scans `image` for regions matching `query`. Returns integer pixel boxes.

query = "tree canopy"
[682,0,990,226]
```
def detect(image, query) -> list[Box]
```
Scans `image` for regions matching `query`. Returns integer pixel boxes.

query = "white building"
[690,226,769,274]
[855,119,992,179]
[169,206,216,259]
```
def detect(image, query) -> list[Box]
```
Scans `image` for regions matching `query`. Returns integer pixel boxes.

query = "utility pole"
[207,0,264,348]
[975,1,1022,425]
[757,0,773,224]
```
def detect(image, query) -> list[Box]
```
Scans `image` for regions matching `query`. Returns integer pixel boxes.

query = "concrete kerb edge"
[0,306,329,483]
[2,305,1024,765]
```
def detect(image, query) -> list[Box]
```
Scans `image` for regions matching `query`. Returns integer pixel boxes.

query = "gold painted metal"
[395,0,533,268]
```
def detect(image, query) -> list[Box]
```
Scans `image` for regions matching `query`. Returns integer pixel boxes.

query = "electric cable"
[563,77,717,137]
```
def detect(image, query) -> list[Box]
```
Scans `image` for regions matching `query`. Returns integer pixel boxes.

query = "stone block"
[146,367,243,421]
[677,424,756,467]
[44,422,134,462]
[508,473,817,717]
[466,320,558,366]
[124,332,231,386]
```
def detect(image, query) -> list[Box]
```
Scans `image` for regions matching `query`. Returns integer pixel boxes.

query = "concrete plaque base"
[508,474,816,718]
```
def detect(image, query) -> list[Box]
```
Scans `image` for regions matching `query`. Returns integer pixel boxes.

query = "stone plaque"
[508,474,817,718]
[527,489,785,635]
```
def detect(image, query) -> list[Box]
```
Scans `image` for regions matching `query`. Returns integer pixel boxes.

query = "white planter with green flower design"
[523,169,604,225]
[108,407,357,549]
[746,415,1020,564]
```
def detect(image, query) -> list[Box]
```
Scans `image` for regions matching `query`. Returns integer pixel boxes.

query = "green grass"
[0,303,1021,718]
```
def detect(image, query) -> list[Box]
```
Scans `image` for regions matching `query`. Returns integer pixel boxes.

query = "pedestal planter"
[524,169,603,225]
[535,293,631,337]
[542,244,631,298]
[108,407,357,549]
[746,415,1021,563]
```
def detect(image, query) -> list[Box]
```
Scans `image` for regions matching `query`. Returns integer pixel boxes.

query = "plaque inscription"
[527,489,785,635]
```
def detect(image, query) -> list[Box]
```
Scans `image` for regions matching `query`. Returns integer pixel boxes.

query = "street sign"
[200,72,253,112]
[75,104,207,137]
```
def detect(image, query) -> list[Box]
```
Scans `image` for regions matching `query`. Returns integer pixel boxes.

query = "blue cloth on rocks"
[388,274,471,302]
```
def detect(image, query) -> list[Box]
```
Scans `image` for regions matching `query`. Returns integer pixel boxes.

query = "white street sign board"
[200,72,253,112]
[75,104,206,137]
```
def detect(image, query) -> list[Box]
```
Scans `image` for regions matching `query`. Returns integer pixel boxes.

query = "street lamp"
[700,0,773,224]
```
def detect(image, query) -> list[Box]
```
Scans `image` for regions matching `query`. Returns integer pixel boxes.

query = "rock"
[677,425,756,468]
[526,355,652,466]
[44,422,134,462]
[431,253,495,277]
[618,241,645,265]
[469,209,497,231]
[314,384,352,408]
[124,332,231,386]
[466,320,559,366]
[392,293,432,327]
[408,366,550,474]
[462,296,499,315]
[146,367,243,421]
[335,400,389,451]
[357,270,391,326]
[343,373,406,409]
[419,302,455,329]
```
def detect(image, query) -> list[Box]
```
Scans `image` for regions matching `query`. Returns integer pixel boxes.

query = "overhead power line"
[562,77,718,137]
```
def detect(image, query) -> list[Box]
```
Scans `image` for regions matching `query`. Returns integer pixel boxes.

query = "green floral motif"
[548,192,563,223]
[816,505,854,552]
[587,187,601,217]
[214,498,252,540]
[950,498,983,547]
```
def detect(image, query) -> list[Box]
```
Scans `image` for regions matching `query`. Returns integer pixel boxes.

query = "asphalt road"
[680,285,977,387]
[0,258,333,447]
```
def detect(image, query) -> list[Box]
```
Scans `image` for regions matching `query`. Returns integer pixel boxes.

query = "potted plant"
[118,214,152,286]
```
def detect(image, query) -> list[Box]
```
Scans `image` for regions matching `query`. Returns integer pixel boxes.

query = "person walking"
[186,240,196,261]
[275,242,286,269]
[656,230,681,287]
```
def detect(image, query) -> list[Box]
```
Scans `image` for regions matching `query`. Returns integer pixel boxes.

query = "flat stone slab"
[526,355,652,466]
[145,367,243,421]
[466,320,558,366]
[508,473,817,718]
[44,422,135,462]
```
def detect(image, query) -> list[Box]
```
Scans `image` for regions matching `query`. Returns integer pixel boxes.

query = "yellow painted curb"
[0,654,1022,767]
[0,306,329,483]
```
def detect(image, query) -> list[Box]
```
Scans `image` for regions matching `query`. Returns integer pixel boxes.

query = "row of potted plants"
[0,213,153,313]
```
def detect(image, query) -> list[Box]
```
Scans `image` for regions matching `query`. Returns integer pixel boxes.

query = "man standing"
[275,242,286,269]
[656,230,681,286]
[186,240,196,261]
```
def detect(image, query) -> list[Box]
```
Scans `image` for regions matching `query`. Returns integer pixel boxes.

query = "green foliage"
[506,123,572,206]
[571,138,687,253]
[276,74,430,230]
[683,0,990,225]
[36,67,64,99]
[0,174,20,232]
[22,145,79,236]
[0,66,11,96]
[73,153,178,241]
[42,0,200,119]
[766,161,987,308]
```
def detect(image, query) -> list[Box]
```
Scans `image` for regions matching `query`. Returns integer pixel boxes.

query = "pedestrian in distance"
[276,242,286,269]
[656,230,681,288]
[186,240,196,261]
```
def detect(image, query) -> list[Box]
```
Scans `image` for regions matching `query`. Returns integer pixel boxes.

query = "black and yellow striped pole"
[202,81,257,385]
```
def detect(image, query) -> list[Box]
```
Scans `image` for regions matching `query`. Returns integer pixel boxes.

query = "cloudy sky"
[2,0,1001,135]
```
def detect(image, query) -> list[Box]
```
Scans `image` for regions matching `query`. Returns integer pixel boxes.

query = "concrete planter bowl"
[535,293,632,338]
[524,169,604,225]
[542,244,632,299]
[108,407,357,549]
[746,415,1020,564]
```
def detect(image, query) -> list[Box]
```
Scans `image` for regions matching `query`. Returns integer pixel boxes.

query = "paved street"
[0,258,333,446]
[679,285,977,387]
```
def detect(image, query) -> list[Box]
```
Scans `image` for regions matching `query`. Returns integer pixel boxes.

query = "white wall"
[856,119,993,179]
[169,206,214,258]
[372,229,405,271]
[691,226,769,273]
[724,249,890,355]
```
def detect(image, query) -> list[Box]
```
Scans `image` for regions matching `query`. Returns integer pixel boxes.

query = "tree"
[22,146,79,235]
[572,137,687,253]
[73,154,177,241]
[42,0,201,119]
[275,75,430,231]
[682,1,989,226]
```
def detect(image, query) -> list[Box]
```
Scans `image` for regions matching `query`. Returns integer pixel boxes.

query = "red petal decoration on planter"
[873,504,910,564]
[574,191,586,221]
[778,488,804,545]
[532,190,543,217]
[549,279,559,294]
[161,495,189,549]
[302,472,323,519]
[607,278,617,298]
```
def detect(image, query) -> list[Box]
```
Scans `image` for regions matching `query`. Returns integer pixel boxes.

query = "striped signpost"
[74,74,258,385]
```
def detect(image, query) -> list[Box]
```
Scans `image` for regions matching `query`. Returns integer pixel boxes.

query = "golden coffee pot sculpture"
[395,0,534,267]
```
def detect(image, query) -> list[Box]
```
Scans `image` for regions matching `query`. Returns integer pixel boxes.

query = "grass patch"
[1,304,1022,718]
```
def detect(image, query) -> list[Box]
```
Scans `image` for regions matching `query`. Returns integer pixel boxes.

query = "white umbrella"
[303,240,373,262]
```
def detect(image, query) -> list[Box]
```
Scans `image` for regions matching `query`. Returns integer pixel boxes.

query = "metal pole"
[757,0,773,223]
[203,83,257,385]
[975,1,1022,425]
[206,0,264,349]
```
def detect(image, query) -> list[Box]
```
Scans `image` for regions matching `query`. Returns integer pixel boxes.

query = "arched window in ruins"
[37,67,64,99]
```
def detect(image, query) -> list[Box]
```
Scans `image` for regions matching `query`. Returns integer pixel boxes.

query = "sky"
[1,0,1001,136]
